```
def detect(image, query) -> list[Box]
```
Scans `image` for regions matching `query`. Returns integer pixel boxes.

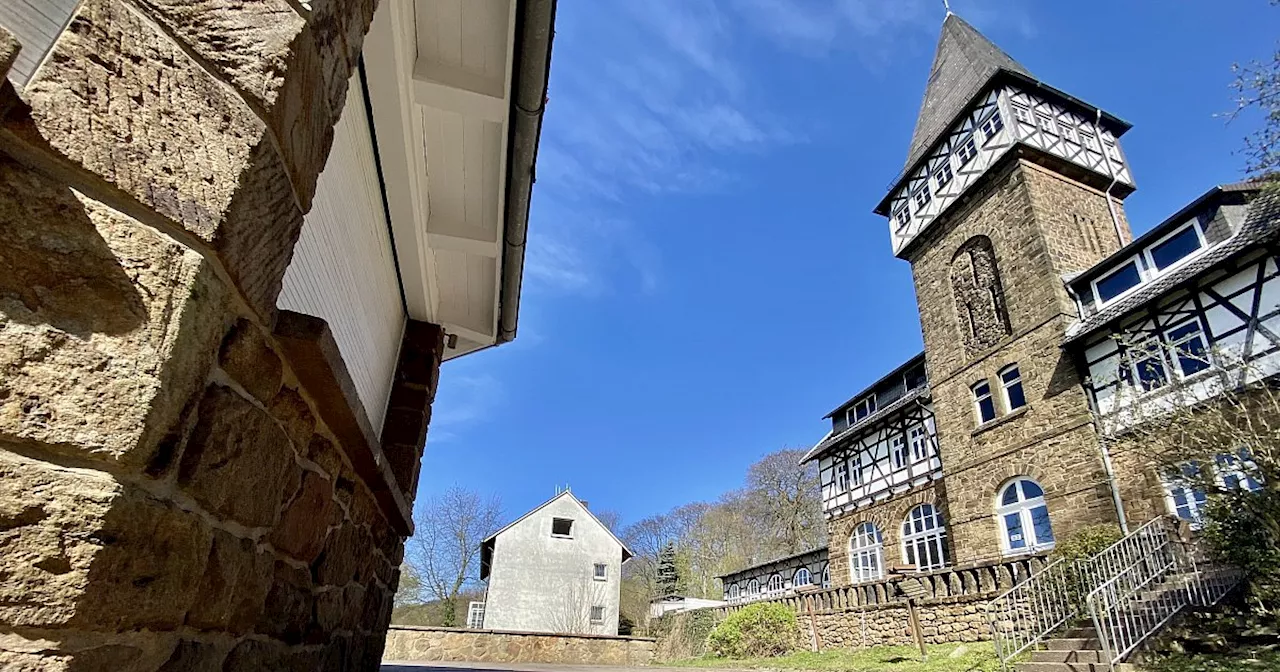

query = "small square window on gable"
[551,518,574,537]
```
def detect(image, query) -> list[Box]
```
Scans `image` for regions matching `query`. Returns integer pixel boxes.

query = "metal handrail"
[986,555,1082,667]
[1084,518,1242,671]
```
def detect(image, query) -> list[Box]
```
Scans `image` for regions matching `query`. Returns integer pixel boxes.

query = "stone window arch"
[901,503,950,571]
[950,235,1011,352]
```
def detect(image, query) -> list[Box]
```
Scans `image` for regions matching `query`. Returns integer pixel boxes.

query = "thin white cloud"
[427,373,504,443]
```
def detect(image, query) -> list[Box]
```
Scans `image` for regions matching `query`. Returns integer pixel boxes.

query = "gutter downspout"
[497,0,557,345]
[1095,108,1125,246]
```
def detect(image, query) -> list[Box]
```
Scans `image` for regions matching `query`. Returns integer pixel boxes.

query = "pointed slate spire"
[902,14,1032,174]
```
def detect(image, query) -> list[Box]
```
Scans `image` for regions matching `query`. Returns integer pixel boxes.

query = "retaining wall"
[383,625,657,666]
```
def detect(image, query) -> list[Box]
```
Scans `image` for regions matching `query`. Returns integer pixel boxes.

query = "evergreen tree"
[656,541,680,598]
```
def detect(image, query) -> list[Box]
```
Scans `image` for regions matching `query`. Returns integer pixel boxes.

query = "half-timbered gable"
[1067,186,1280,430]
[803,354,942,521]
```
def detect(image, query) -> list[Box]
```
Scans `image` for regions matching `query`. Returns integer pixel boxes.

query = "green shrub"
[705,602,800,659]
[653,609,720,661]
[1050,524,1123,563]
[1203,490,1280,612]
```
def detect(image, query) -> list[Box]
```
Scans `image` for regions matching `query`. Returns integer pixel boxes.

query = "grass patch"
[669,643,999,672]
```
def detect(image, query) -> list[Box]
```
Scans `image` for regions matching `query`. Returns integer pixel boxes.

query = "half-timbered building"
[719,13,1278,598]
[717,547,829,604]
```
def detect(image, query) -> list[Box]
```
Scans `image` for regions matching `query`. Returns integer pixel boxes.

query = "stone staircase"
[1015,625,1136,672]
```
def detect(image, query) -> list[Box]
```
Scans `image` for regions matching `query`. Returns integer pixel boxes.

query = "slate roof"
[1063,189,1280,345]
[822,351,927,420]
[801,386,931,465]
[901,14,1032,178]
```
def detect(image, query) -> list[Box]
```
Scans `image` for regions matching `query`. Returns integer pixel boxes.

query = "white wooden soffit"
[364,0,546,360]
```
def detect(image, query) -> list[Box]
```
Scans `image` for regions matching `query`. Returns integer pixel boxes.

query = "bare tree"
[408,485,503,626]
[743,448,824,556]
[1226,4,1280,179]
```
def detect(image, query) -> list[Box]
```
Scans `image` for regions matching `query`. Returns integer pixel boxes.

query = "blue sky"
[416,0,1279,528]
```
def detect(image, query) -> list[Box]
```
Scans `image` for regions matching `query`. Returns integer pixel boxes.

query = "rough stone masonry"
[0,1,446,669]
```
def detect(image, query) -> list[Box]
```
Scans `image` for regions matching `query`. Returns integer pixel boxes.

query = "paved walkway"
[383,662,739,672]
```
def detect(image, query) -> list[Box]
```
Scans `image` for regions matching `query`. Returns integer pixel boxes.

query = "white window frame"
[590,605,605,625]
[793,567,811,587]
[849,522,885,584]
[835,460,850,492]
[894,206,910,230]
[999,365,1026,412]
[1163,452,1264,525]
[1126,336,1170,394]
[849,395,877,425]
[1079,128,1099,151]
[1104,138,1122,161]
[1091,258,1145,307]
[912,185,931,211]
[593,562,608,581]
[933,159,954,189]
[973,379,996,424]
[995,478,1056,555]
[908,423,930,462]
[890,433,908,470]
[1036,113,1058,135]
[1060,123,1079,144]
[956,136,978,166]
[728,584,740,600]
[901,504,950,572]
[1012,102,1033,124]
[980,110,1004,142]
[467,601,486,629]
[850,454,864,487]
[766,574,783,594]
[746,578,760,596]
[1142,221,1206,276]
[821,564,830,588]
[1164,318,1211,379]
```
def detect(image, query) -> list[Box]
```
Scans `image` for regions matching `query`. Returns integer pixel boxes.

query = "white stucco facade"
[480,492,631,635]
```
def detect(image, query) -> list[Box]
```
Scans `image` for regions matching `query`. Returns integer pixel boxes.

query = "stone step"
[1031,648,1104,663]
[1063,626,1097,639]
[1044,637,1101,651]
[1015,663,1137,672]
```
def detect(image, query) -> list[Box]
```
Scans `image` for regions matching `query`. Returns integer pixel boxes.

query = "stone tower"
[874,14,1138,564]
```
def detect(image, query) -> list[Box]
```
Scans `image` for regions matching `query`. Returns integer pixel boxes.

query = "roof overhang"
[363,0,554,360]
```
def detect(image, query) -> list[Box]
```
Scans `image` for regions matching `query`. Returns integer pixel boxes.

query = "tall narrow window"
[747,578,760,596]
[894,207,910,230]
[902,504,950,571]
[933,160,953,189]
[835,460,850,492]
[950,236,1011,352]
[913,186,932,210]
[1012,102,1032,124]
[1128,339,1169,392]
[908,424,930,462]
[851,455,864,487]
[973,380,996,424]
[996,478,1055,554]
[1036,114,1058,135]
[1000,365,1026,411]
[1166,319,1210,378]
[821,564,830,588]
[891,434,908,470]
[593,563,607,581]
[728,584,740,600]
[766,574,783,594]
[849,522,885,583]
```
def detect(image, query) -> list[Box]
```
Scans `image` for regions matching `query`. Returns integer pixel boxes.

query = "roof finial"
[942,0,953,16]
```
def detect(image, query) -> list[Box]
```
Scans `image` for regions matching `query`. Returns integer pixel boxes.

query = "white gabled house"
[478,491,633,635]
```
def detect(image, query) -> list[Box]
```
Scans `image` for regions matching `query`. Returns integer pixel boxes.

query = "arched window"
[728,584,740,600]
[996,478,1055,553]
[766,574,783,594]
[902,504,950,571]
[793,567,811,587]
[820,564,830,588]
[746,578,759,596]
[849,522,884,583]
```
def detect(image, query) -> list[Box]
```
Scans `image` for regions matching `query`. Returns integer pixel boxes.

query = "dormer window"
[913,187,932,211]
[848,395,877,424]
[1093,260,1143,305]
[1146,223,1204,272]
[980,111,1004,142]
[933,160,953,189]
[956,136,978,166]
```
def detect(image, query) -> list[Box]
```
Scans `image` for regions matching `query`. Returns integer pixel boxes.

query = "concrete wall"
[382,626,656,667]
[485,494,624,635]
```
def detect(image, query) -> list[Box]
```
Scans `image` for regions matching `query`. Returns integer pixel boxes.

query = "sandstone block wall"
[382,626,658,667]
[0,2,445,669]
[905,157,1132,565]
